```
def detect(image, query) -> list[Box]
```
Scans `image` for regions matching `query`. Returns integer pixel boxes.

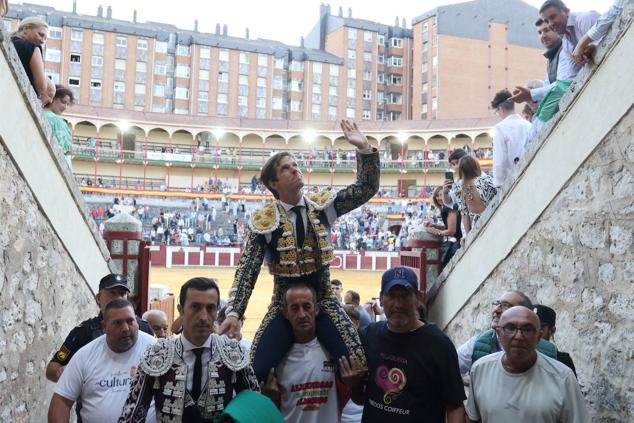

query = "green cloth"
[535,80,572,122]
[44,110,72,153]
[472,328,558,364]
[216,390,284,423]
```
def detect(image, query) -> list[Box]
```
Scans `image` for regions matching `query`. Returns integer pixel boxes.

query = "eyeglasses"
[491,300,515,309]
[497,323,538,337]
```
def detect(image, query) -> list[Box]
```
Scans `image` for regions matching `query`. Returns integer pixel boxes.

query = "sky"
[22,0,615,46]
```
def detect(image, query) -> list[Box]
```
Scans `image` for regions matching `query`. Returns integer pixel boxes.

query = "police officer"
[45,273,153,382]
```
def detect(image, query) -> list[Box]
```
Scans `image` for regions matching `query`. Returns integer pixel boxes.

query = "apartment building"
[4,0,546,121]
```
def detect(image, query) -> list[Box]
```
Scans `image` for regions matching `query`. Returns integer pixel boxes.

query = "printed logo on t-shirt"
[290,381,334,410]
[95,369,134,392]
[322,359,335,373]
[374,365,406,404]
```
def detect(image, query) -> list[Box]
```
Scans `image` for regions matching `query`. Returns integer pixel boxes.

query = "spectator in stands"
[142,309,169,339]
[441,148,468,209]
[456,290,557,377]
[536,17,563,88]
[534,304,577,376]
[510,1,600,144]
[344,290,373,331]
[426,186,462,265]
[48,299,156,422]
[456,156,497,237]
[10,16,53,105]
[573,0,627,64]
[262,284,346,422]
[490,89,531,188]
[339,266,466,422]
[466,306,588,422]
[43,85,74,168]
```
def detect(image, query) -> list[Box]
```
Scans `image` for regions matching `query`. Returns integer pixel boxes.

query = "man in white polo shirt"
[48,299,156,422]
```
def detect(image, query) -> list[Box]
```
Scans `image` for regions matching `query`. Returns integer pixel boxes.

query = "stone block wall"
[0,141,98,421]
[444,108,634,421]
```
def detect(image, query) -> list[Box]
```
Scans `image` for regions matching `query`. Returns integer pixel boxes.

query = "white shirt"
[180,334,213,392]
[277,338,340,423]
[531,11,600,102]
[587,0,626,41]
[55,333,156,423]
[466,352,589,423]
[492,114,531,187]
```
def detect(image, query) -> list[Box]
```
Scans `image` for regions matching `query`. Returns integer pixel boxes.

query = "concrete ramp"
[428,3,634,420]
[0,31,110,419]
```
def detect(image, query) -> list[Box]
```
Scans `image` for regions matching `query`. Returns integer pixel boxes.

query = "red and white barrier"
[149,245,399,271]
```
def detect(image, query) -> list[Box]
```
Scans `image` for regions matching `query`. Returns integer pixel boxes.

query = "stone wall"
[443,108,634,422]
[0,141,98,421]
[0,31,110,421]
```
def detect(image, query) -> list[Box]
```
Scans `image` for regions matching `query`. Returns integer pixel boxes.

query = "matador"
[219,120,380,381]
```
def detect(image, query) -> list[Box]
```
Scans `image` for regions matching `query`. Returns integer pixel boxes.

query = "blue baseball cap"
[381,266,419,293]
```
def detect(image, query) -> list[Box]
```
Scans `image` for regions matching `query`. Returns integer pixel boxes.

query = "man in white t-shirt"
[48,299,156,423]
[466,306,588,423]
[262,284,346,423]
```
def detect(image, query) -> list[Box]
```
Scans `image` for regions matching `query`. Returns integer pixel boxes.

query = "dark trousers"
[251,269,365,382]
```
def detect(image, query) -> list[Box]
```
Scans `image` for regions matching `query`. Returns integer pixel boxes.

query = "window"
[363,71,372,81]
[347,69,356,78]
[199,70,209,80]
[135,84,146,95]
[389,75,402,85]
[362,110,371,120]
[312,83,321,94]
[238,96,248,106]
[290,79,303,92]
[275,58,285,69]
[153,84,165,97]
[137,39,148,50]
[346,108,355,118]
[71,30,83,41]
[330,65,339,77]
[422,62,428,73]
[177,45,191,56]
[422,103,428,114]
[257,77,267,87]
[116,37,127,47]
[348,28,357,39]
[198,101,208,114]
[377,73,385,84]
[256,54,268,67]
[347,88,356,98]
[135,62,147,73]
[273,75,283,90]
[364,31,373,42]
[364,52,372,63]
[175,64,190,78]
[200,47,211,59]
[290,61,304,72]
[70,54,81,63]
[45,48,61,62]
[48,27,62,39]
[115,60,125,70]
[432,56,438,68]
[91,56,103,66]
[378,35,385,45]
[362,90,371,100]
[432,97,438,110]
[217,93,228,104]
[256,97,266,108]
[312,94,321,104]
[155,41,167,53]
[175,87,189,99]
[154,63,167,75]
[329,106,337,120]
[68,78,80,86]
[272,97,283,110]
[312,62,323,74]
[152,104,165,113]
[198,91,209,101]
[329,86,337,96]
[92,33,104,44]
[378,54,384,64]
[389,57,402,67]
[348,50,356,60]
[239,75,249,86]
[46,72,60,84]
[377,91,384,102]
[240,52,250,64]
[219,49,229,61]
[90,80,102,88]
[218,72,229,82]
[290,100,302,112]
[390,38,403,48]
[347,79,356,88]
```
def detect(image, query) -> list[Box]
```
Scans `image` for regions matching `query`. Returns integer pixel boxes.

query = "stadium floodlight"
[397,132,408,144]
[213,128,225,139]
[116,120,130,132]
[303,129,317,143]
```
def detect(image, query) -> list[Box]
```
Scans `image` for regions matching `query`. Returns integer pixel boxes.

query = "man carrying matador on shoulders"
[219,120,379,382]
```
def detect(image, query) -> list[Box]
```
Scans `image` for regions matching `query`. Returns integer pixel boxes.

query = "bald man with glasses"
[465,306,588,423]
[456,290,557,377]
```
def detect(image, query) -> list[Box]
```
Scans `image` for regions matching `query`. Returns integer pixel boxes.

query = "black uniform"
[51,314,153,365]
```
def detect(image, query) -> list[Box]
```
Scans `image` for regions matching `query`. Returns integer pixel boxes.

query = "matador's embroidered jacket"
[227,149,380,317]
[118,334,258,422]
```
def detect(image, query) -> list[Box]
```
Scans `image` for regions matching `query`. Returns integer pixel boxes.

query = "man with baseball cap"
[339,266,465,423]
[534,304,577,376]
[46,273,153,383]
